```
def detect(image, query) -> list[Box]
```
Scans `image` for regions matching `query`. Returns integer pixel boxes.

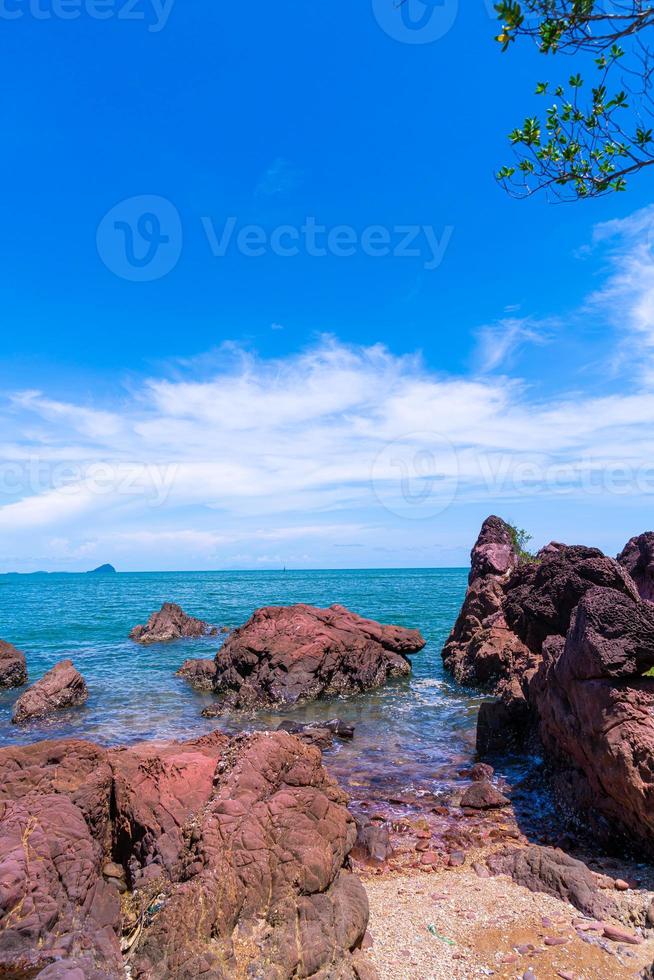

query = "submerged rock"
[210,603,425,710]
[278,717,355,738]
[130,602,217,644]
[0,639,27,689]
[175,657,216,691]
[460,779,509,810]
[11,659,88,724]
[0,730,372,979]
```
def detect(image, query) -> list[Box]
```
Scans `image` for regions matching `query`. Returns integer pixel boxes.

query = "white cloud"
[4,210,654,569]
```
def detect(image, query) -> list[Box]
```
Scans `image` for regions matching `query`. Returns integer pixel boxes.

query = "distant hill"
[87,564,117,575]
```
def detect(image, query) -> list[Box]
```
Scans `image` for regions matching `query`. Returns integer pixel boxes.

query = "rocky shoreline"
[4,537,654,977]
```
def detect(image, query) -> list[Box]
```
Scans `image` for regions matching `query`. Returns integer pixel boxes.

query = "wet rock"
[11,660,88,724]
[476,697,528,754]
[0,730,373,979]
[211,603,425,710]
[277,718,355,741]
[618,532,654,602]
[130,602,217,644]
[486,845,616,919]
[0,639,27,689]
[470,762,494,782]
[175,657,216,691]
[460,780,509,810]
[352,817,393,865]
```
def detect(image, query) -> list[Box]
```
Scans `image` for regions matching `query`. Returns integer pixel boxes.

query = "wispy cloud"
[473,316,552,373]
[588,205,654,381]
[4,210,654,570]
[255,157,300,197]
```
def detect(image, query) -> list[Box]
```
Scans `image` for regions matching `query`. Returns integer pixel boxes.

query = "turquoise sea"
[0,568,490,803]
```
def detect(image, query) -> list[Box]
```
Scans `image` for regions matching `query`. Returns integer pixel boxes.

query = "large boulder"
[12,660,88,724]
[442,516,534,690]
[530,587,654,850]
[210,603,425,709]
[0,730,373,979]
[618,532,654,602]
[503,544,638,653]
[130,602,216,644]
[453,518,654,852]
[0,639,27,689]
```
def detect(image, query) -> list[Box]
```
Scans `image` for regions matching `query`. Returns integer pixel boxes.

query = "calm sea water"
[0,569,489,802]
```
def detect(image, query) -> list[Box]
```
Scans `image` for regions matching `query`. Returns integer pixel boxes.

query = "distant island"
[1,564,118,577]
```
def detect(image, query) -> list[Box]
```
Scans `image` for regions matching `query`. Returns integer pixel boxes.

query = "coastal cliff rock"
[130,602,216,644]
[442,516,534,690]
[175,657,216,691]
[530,587,654,846]
[618,532,654,602]
[11,659,88,724]
[0,730,373,979]
[209,603,425,710]
[448,516,654,852]
[0,639,27,688]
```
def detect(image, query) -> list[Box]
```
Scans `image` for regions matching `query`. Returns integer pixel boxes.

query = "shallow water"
[0,568,493,802]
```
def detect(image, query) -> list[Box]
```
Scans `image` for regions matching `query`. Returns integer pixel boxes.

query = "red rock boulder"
[210,603,425,709]
[0,730,374,979]
[11,659,88,724]
[618,531,654,602]
[130,602,216,644]
[530,587,654,850]
[0,639,27,689]
[442,516,534,690]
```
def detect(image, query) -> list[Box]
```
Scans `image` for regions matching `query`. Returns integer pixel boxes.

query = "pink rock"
[602,924,643,945]
[460,780,510,810]
[11,660,87,724]
[175,657,216,691]
[614,878,630,891]
[0,639,27,689]
[0,729,373,978]
[543,936,568,946]
[130,602,216,644]
[211,603,425,709]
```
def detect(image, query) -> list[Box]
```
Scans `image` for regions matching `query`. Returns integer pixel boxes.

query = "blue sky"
[2,1,654,570]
